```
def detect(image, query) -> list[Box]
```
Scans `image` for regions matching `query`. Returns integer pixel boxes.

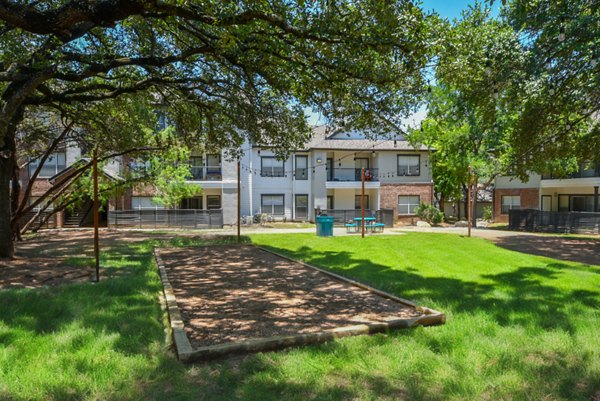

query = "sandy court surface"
[158,245,424,348]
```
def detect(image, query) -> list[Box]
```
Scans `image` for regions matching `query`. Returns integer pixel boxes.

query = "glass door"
[354,158,369,181]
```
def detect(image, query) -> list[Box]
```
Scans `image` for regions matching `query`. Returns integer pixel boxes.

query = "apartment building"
[20,126,434,227]
[127,126,433,225]
[493,163,600,222]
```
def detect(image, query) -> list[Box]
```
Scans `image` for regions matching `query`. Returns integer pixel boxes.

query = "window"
[29,152,66,178]
[189,156,203,180]
[398,195,420,215]
[206,154,222,181]
[261,194,284,215]
[207,195,221,209]
[129,159,151,177]
[295,155,308,180]
[327,195,334,210]
[180,197,203,209]
[355,195,369,210]
[570,195,596,212]
[501,195,521,214]
[261,157,285,177]
[132,197,164,209]
[295,195,308,219]
[397,155,420,176]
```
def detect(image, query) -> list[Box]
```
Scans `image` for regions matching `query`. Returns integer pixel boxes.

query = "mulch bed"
[158,245,426,349]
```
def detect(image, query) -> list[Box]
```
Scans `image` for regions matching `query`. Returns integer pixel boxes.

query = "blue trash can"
[316,215,334,237]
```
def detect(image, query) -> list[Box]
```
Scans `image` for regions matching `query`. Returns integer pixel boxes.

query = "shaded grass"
[0,232,598,401]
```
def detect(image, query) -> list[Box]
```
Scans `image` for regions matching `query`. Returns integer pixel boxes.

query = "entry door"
[355,158,369,181]
[327,158,333,181]
[541,195,552,212]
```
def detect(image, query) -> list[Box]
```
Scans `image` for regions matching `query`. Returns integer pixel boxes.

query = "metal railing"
[509,209,600,234]
[541,166,600,179]
[108,209,223,229]
[189,166,222,181]
[316,208,394,227]
[326,168,379,182]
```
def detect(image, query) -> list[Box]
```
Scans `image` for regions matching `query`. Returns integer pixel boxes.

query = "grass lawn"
[0,232,598,401]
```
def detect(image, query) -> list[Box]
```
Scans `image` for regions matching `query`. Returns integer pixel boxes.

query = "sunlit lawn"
[0,232,598,401]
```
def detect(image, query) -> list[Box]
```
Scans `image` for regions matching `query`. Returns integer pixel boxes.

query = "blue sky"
[307,1,501,126]
[421,0,501,20]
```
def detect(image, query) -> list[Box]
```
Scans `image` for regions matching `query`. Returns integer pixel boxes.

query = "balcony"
[326,168,379,182]
[542,165,600,180]
[190,166,222,181]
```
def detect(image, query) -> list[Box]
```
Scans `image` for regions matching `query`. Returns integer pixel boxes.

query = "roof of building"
[304,125,430,151]
[48,158,124,183]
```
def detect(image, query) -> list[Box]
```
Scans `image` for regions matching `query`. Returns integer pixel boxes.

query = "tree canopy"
[0,0,440,257]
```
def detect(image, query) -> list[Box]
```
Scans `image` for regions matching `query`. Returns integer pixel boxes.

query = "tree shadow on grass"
[1,233,598,401]
[259,245,599,333]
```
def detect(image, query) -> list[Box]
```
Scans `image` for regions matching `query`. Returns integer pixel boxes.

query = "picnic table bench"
[346,218,385,233]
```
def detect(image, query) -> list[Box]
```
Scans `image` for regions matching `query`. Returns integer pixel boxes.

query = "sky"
[421,0,501,21]
[306,0,501,127]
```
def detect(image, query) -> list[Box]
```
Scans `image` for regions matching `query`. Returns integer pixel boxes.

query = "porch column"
[594,185,599,212]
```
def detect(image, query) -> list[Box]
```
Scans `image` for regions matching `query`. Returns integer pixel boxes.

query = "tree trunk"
[0,141,16,258]
[471,175,478,228]
[462,184,469,220]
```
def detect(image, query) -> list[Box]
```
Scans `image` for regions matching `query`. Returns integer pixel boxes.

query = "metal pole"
[467,164,472,237]
[361,167,365,238]
[93,149,100,282]
[237,159,241,242]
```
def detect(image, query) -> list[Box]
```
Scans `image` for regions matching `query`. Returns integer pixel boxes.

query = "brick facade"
[380,183,434,225]
[493,188,539,223]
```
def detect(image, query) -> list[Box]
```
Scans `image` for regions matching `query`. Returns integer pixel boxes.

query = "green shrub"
[483,205,493,221]
[415,203,444,225]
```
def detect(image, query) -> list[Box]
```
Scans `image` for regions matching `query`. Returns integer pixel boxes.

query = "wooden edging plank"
[155,245,445,363]
[154,249,194,362]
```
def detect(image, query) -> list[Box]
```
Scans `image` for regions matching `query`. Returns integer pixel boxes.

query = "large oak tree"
[0,0,438,257]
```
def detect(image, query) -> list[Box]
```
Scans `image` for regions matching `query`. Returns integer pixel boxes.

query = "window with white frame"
[295,194,308,219]
[261,194,284,215]
[261,157,285,177]
[397,155,420,176]
[501,195,520,214]
[29,152,66,178]
[398,195,420,215]
[295,155,308,180]
[131,196,164,209]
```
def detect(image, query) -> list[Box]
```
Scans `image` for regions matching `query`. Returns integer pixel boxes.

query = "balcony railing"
[326,168,379,182]
[542,165,600,180]
[190,166,222,181]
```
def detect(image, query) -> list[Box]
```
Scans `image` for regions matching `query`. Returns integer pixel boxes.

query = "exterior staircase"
[63,209,84,228]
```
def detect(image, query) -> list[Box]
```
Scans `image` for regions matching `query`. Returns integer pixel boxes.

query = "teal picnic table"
[346,217,384,233]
